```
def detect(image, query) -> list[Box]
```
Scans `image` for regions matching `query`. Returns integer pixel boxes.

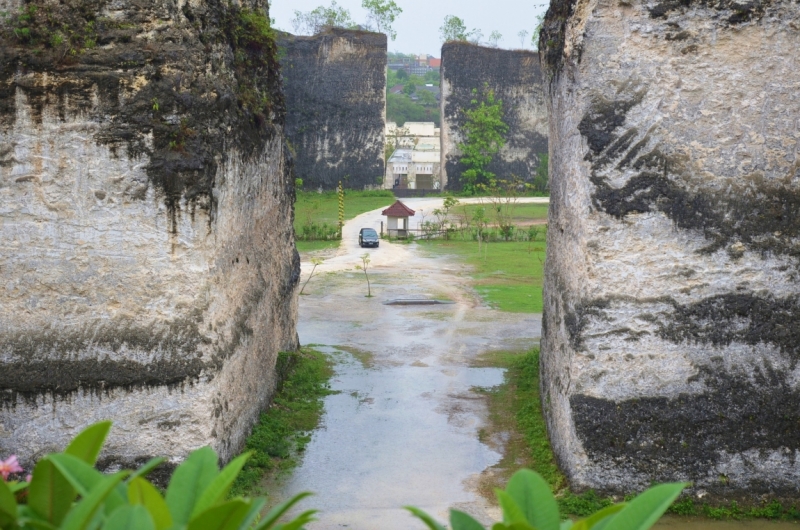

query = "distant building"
[388,54,441,75]
[384,121,441,190]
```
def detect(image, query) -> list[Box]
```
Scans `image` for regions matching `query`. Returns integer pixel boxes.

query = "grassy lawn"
[295,240,340,253]
[451,201,549,226]
[418,239,545,313]
[294,190,395,235]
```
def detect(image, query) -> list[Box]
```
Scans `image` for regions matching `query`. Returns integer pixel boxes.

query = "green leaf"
[102,505,155,530]
[0,478,18,528]
[602,483,687,530]
[128,477,173,530]
[15,505,57,530]
[570,504,626,530]
[270,510,317,530]
[491,523,537,530]
[165,446,219,526]
[187,499,251,530]
[191,452,251,518]
[64,421,112,466]
[257,492,313,529]
[506,470,560,530]
[48,453,126,515]
[450,509,486,530]
[8,481,28,494]
[497,490,527,525]
[28,459,75,525]
[561,521,574,530]
[60,472,128,530]
[234,497,265,530]
[404,506,447,530]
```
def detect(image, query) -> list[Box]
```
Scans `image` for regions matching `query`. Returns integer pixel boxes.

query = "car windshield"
[362,229,378,237]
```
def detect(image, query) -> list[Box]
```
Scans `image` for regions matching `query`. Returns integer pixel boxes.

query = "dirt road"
[277,200,544,528]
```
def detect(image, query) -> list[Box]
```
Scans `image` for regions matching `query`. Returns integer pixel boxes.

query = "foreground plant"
[407,469,686,530]
[0,422,314,530]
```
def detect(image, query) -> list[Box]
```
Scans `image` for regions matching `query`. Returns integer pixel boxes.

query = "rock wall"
[278,28,386,190]
[540,0,800,496]
[440,42,548,191]
[0,0,299,466]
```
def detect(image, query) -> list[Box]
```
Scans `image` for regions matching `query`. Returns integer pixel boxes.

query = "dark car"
[359,228,380,248]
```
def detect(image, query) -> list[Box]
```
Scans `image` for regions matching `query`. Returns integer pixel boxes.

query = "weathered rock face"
[440,42,548,191]
[0,0,299,466]
[278,28,386,191]
[540,0,800,496]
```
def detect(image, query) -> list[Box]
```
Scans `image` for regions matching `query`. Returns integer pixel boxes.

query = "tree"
[417,90,437,107]
[396,68,408,81]
[356,253,373,297]
[517,29,529,48]
[403,82,416,96]
[457,85,508,194]
[439,15,480,43]
[292,1,356,35]
[531,12,545,49]
[362,0,402,40]
[487,30,502,48]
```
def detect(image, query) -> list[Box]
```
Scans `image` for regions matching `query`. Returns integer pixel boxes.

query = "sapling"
[299,257,324,295]
[356,253,372,297]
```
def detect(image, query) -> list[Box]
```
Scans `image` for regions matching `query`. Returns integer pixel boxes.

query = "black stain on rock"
[571,364,800,493]
[277,28,386,190]
[441,41,548,191]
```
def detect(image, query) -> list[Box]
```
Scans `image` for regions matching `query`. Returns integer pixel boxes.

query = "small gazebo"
[382,200,416,238]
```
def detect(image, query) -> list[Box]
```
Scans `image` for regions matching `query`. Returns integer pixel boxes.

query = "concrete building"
[384,121,442,190]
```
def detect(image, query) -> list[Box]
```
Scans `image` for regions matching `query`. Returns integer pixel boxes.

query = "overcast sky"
[269,0,549,56]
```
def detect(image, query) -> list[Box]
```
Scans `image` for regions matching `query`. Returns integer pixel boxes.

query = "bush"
[0,422,314,529]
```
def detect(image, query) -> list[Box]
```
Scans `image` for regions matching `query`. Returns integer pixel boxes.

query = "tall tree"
[488,30,502,47]
[457,85,508,194]
[362,0,402,40]
[517,29,529,48]
[292,1,356,35]
[439,15,480,43]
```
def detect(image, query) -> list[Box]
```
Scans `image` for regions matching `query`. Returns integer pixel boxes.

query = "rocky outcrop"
[278,28,386,191]
[0,0,299,466]
[540,0,800,496]
[440,42,548,191]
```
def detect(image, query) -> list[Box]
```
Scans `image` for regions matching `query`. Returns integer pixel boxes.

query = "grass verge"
[230,347,334,497]
[418,240,545,313]
[479,348,800,520]
[294,190,394,235]
[295,240,340,253]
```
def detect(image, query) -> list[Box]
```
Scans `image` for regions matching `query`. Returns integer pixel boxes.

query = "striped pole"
[337,181,344,239]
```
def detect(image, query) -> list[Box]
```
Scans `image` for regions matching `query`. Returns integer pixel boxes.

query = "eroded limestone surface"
[540,0,800,495]
[0,0,298,466]
[440,42,548,191]
[278,28,387,191]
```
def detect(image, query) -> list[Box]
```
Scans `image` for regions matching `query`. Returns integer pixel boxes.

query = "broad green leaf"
[102,505,156,530]
[602,483,687,530]
[8,481,28,494]
[127,458,165,483]
[128,477,173,530]
[234,497,265,530]
[165,446,219,525]
[28,459,75,525]
[450,509,485,530]
[187,499,250,530]
[270,510,317,530]
[497,490,527,525]
[570,504,625,530]
[404,506,447,530]
[15,504,57,530]
[491,523,537,530]
[0,478,17,528]
[65,421,112,466]
[48,453,126,515]
[191,452,251,518]
[257,492,313,529]
[60,472,128,530]
[506,470,560,530]
[561,521,574,530]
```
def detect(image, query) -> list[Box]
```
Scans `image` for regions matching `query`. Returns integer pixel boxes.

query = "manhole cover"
[383,299,454,306]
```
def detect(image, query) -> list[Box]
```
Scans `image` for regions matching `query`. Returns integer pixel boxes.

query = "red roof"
[428,58,441,68]
[382,200,416,217]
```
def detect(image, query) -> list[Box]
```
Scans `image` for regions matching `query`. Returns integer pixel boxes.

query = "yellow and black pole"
[337,180,344,239]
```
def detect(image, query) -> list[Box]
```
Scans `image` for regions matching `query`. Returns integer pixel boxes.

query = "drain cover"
[384,299,454,306]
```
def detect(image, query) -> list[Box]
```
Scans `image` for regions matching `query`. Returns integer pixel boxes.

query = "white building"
[384,122,442,190]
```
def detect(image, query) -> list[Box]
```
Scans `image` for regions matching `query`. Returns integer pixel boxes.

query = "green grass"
[295,240,340,253]
[451,201,549,226]
[418,240,545,312]
[230,347,334,497]
[294,190,395,235]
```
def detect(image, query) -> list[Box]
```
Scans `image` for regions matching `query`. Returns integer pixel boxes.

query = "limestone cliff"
[540,0,800,496]
[0,0,299,466]
[277,28,387,191]
[440,42,548,191]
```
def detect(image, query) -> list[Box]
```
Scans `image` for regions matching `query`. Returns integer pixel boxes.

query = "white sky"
[269,0,549,57]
